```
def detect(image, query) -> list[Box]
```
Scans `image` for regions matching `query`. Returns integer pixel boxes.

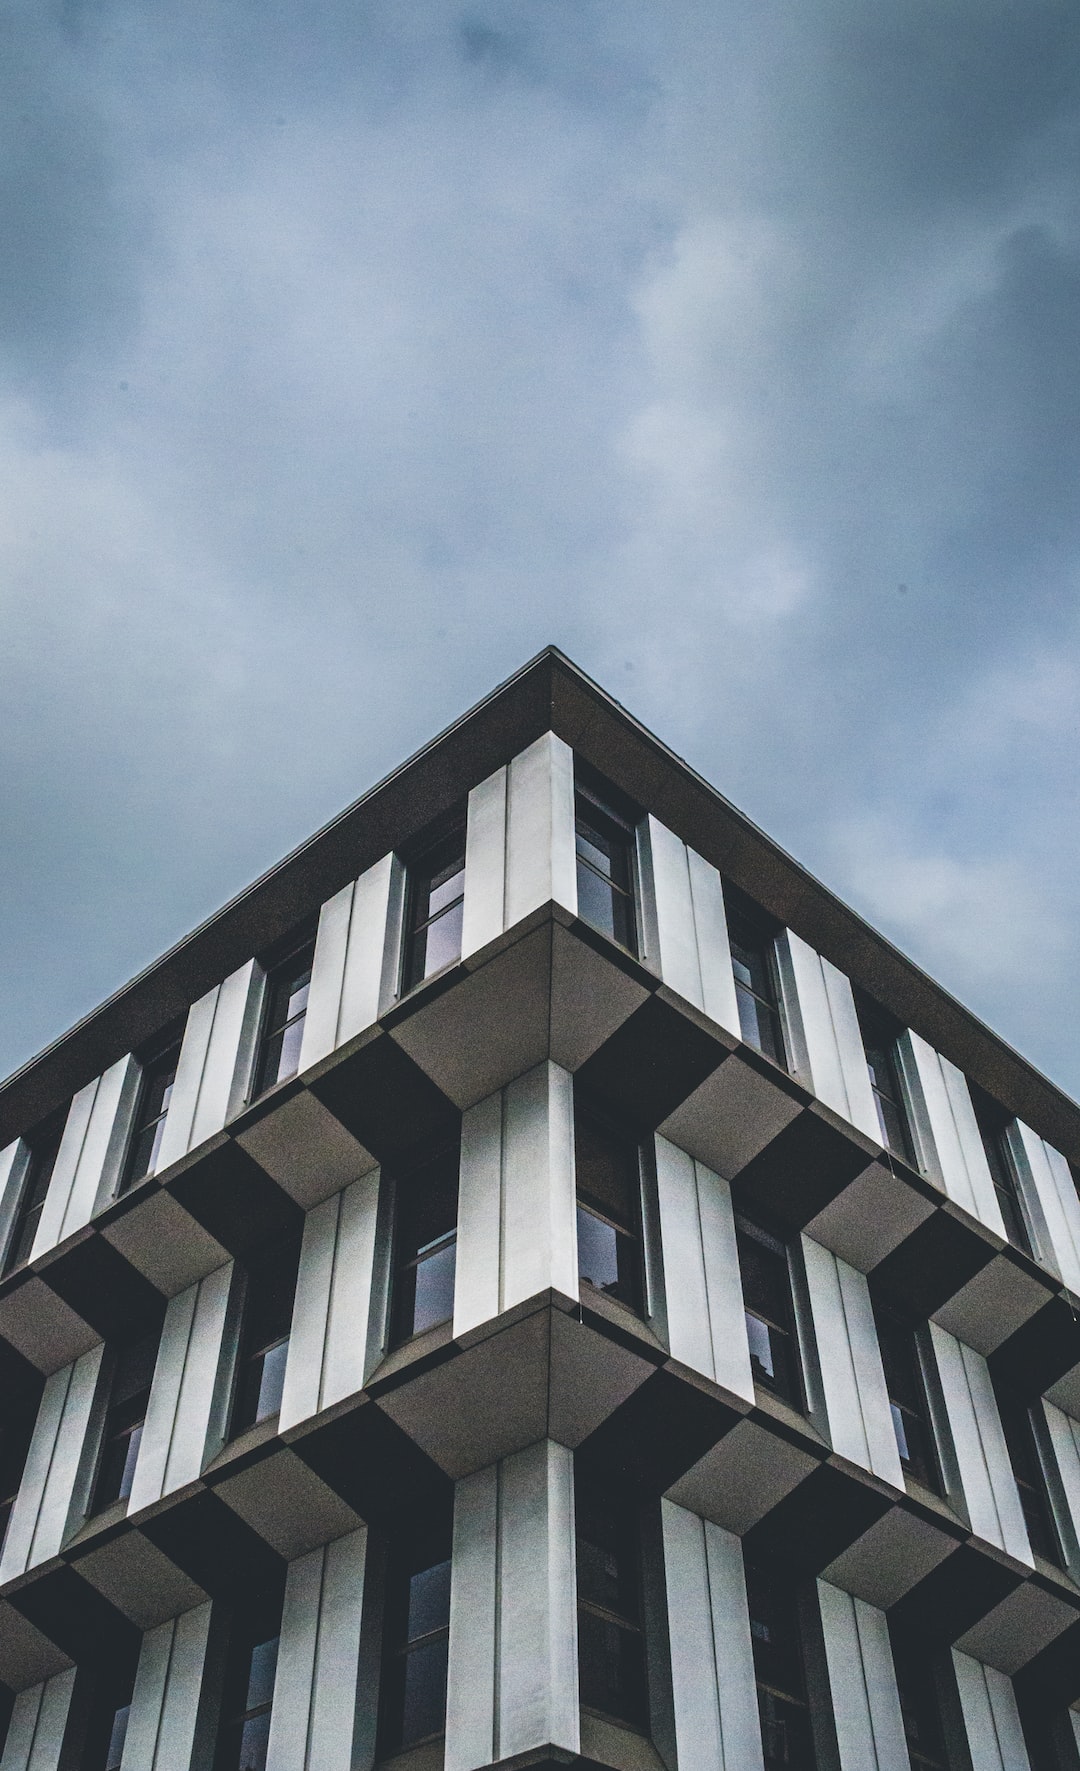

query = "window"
[971,1087,1032,1256]
[576,1478,648,1731]
[574,773,638,955]
[390,1149,459,1347]
[213,1611,281,1771]
[90,1328,159,1513]
[575,1108,644,1315]
[876,1307,942,1494]
[997,1388,1063,1567]
[892,1641,949,1771]
[378,1524,452,1755]
[746,1562,817,1770]
[253,931,317,1099]
[736,1218,803,1408]
[402,815,467,993]
[229,1234,300,1436]
[120,1031,183,1193]
[79,1666,137,1771]
[0,1401,36,1551]
[2,1109,65,1275]
[726,886,786,1066]
[855,994,915,1164]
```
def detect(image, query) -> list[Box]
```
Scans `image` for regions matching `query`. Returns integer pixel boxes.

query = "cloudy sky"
[3,0,1079,1099]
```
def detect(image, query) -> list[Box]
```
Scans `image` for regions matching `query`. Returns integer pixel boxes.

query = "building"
[1,646,1080,1771]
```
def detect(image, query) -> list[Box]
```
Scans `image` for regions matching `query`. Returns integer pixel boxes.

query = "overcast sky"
[3,0,1079,1101]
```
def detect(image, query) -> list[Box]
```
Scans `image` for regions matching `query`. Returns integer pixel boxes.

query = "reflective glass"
[577,1208,621,1295]
[234,1712,271,1771]
[253,1337,289,1422]
[104,1704,131,1771]
[400,1637,450,1746]
[416,899,464,980]
[407,1558,452,1641]
[410,1240,457,1336]
[737,1223,802,1407]
[577,1610,647,1726]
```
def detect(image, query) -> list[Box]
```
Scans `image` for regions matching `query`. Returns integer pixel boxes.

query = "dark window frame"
[875,1305,943,1496]
[228,1232,301,1440]
[725,884,787,1069]
[574,1101,646,1318]
[575,1474,650,1734]
[2,1108,66,1275]
[400,810,468,996]
[735,1216,805,1411]
[891,1637,952,1771]
[377,1518,453,1757]
[251,925,318,1102]
[745,1560,819,1770]
[89,1327,160,1516]
[388,1143,461,1350]
[574,768,640,957]
[970,1085,1033,1256]
[212,1603,283,1771]
[855,993,916,1165]
[69,1658,139,1771]
[0,1395,39,1553]
[996,1386,1065,1569]
[118,1022,186,1196]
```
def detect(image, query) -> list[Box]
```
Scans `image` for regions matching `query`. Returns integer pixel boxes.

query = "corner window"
[390,1148,459,1347]
[891,1640,949,1771]
[2,1109,65,1275]
[120,1029,183,1193]
[213,1609,281,1771]
[402,814,467,993]
[855,993,915,1164]
[736,1218,804,1409]
[970,1086,1032,1255]
[746,1562,817,1770]
[576,1477,648,1732]
[725,886,786,1067]
[996,1387,1064,1567]
[378,1525,452,1755]
[229,1233,300,1436]
[91,1328,159,1514]
[875,1307,942,1494]
[574,771,639,955]
[575,1106,644,1315]
[253,929,317,1099]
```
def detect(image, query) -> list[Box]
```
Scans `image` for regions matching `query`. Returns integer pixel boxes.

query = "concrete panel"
[548,921,651,1073]
[445,1465,498,1771]
[0,1667,76,1771]
[653,1135,754,1401]
[546,1309,656,1447]
[121,1603,212,1771]
[818,1580,908,1771]
[1016,1124,1080,1296]
[454,1090,503,1339]
[505,733,577,927]
[0,1278,99,1376]
[0,1605,70,1697]
[101,1189,228,1298]
[930,1325,1032,1564]
[73,1530,207,1630]
[779,934,877,1139]
[662,1501,764,1771]
[300,854,395,1071]
[267,1528,368,1771]
[932,1255,1050,1358]
[956,1579,1078,1676]
[504,1062,577,1310]
[804,1160,937,1274]
[235,1088,377,1210]
[461,765,508,961]
[802,1237,903,1486]
[155,987,218,1173]
[1,1344,104,1581]
[129,1262,232,1511]
[32,1056,136,1256]
[953,1651,1031,1770]
[906,1037,1004,1234]
[1046,1401,1080,1561]
[688,848,742,1036]
[280,1169,381,1431]
[646,816,705,1010]
[666,1418,818,1534]
[499,1440,579,1759]
[822,1506,957,1609]
[659,1058,802,1184]
[216,1449,361,1561]
[0,1139,26,1267]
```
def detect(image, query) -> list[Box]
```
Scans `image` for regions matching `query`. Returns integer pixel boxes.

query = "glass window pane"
[576,859,618,943]
[420,899,464,979]
[104,1704,131,1771]
[274,1016,305,1087]
[577,1207,621,1294]
[428,861,465,918]
[234,1710,272,1771]
[410,1240,457,1335]
[575,1119,637,1226]
[254,1337,289,1422]
[399,1637,450,1746]
[407,1558,451,1640]
[245,1637,279,1711]
[577,1610,647,1727]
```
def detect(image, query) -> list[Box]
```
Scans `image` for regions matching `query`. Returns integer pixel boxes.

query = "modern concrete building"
[2,647,1080,1771]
